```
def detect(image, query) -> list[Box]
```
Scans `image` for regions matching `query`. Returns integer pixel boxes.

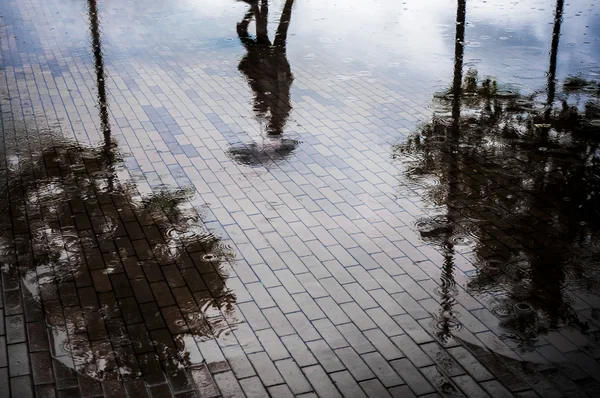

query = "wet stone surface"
[2,0,600,396]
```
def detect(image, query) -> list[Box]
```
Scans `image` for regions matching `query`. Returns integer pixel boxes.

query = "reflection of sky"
[289,0,600,93]
[4,0,600,97]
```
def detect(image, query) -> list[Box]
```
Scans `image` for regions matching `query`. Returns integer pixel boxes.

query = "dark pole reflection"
[228,0,299,167]
[436,0,467,344]
[451,0,467,127]
[546,0,564,120]
[87,0,112,149]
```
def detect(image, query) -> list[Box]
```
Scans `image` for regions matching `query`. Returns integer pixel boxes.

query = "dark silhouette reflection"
[88,0,112,150]
[421,0,467,345]
[394,0,600,348]
[228,0,299,166]
[0,129,237,385]
[395,71,600,346]
[0,1,238,390]
[545,0,564,121]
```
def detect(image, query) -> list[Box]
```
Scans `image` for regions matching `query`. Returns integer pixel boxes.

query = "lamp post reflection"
[87,0,112,150]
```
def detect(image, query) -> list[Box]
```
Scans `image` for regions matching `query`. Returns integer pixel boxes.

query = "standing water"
[1,0,600,396]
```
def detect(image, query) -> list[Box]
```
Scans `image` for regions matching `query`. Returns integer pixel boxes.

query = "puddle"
[3,0,600,394]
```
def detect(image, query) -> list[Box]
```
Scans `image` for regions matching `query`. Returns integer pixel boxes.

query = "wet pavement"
[1,0,600,397]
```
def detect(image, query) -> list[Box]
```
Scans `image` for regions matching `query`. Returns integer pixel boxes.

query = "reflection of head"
[1,130,237,382]
[228,137,299,166]
[237,0,295,136]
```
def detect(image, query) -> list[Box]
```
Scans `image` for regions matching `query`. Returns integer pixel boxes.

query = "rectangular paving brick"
[8,343,30,377]
[334,347,375,381]
[391,359,434,393]
[364,329,404,361]
[276,358,313,394]
[362,352,404,387]
[256,328,290,361]
[3,1,600,397]
[281,334,319,367]
[307,339,345,373]
[303,365,342,398]
[248,351,284,386]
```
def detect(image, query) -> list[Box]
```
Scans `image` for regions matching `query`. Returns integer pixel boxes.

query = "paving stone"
[337,323,375,355]
[239,376,269,397]
[359,379,393,398]
[334,347,375,381]
[364,329,404,361]
[307,339,345,373]
[248,351,284,386]
[276,358,313,394]
[330,370,367,398]
[362,352,404,387]
[10,375,34,398]
[303,365,343,398]
[447,346,493,382]
[281,334,319,367]
[391,358,435,395]
[8,342,30,377]
[30,351,54,385]
[189,365,220,398]
[3,1,600,396]
[268,384,295,398]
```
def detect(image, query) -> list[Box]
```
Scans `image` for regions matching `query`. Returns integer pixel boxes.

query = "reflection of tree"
[0,1,237,385]
[394,63,600,345]
[393,0,600,347]
[1,130,236,381]
[228,0,299,166]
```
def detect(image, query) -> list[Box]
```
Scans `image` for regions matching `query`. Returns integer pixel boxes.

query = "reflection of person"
[237,0,295,135]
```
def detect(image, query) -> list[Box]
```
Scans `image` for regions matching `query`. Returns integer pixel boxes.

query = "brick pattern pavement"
[1,0,600,397]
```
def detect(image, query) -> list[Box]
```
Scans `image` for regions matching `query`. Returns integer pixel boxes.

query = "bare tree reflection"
[229,0,299,166]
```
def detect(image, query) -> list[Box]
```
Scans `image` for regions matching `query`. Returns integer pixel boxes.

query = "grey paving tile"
[307,339,346,373]
[303,365,343,398]
[256,328,290,361]
[211,371,242,398]
[334,347,375,381]
[248,351,284,387]
[312,319,349,350]
[268,384,295,398]
[239,376,269,398]
[281,334,319,367]
[362,352,404,387]
[330,370,367,398]
[276,358,313,394]
[359,379,393,398]
[337,323,376,355]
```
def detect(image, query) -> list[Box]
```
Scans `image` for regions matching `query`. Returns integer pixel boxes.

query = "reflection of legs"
[274,0,295,48]
[255,0,269,43]
[237,9,254,46]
